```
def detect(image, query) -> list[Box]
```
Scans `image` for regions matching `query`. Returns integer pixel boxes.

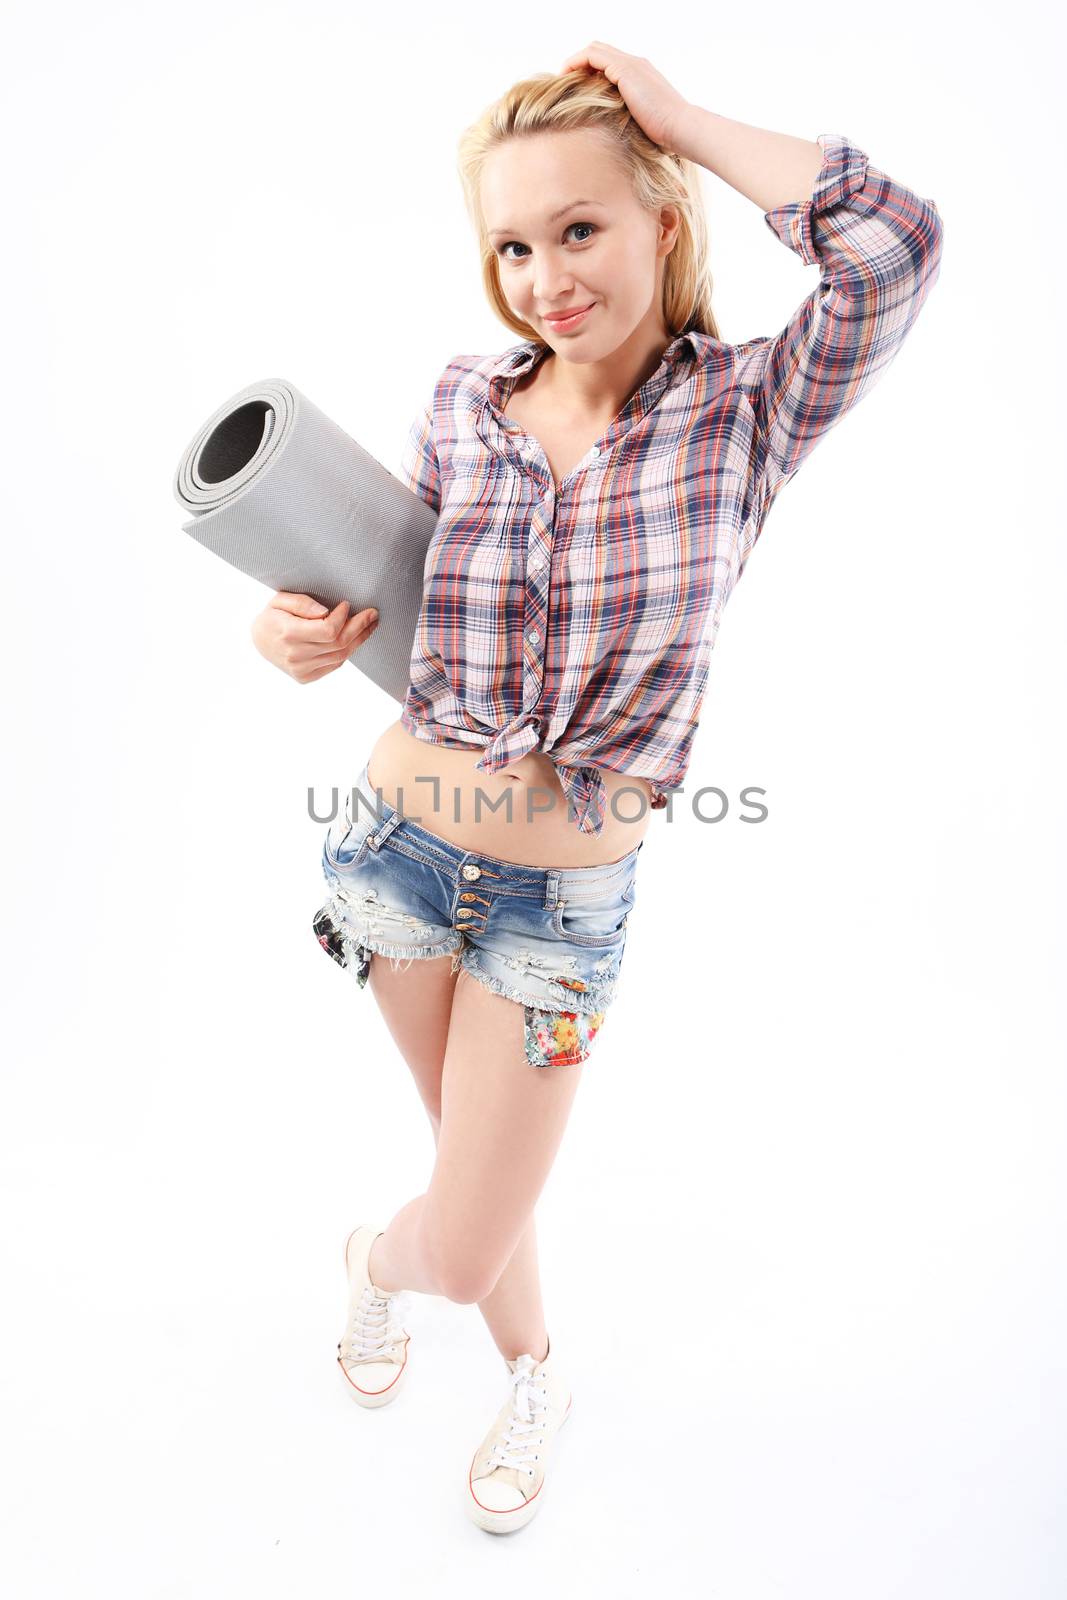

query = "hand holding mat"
[172,378,437,703]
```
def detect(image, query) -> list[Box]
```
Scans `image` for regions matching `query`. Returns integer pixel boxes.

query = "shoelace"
[338,1285,409,1365]
[485,1355,548,1478]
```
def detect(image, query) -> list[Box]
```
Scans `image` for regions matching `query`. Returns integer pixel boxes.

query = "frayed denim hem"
[343,929,463,963]
[332,925,465,989]
[322,880,463,979]
[459,947,618,1018]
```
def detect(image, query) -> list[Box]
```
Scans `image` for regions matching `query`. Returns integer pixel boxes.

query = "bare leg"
[366,966,583,1350]
[360,952,559,1359]
[365,1183,547,1362]
[472,1213,548,1364]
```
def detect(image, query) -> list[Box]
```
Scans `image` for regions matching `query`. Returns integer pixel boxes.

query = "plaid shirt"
[398,132,944,834]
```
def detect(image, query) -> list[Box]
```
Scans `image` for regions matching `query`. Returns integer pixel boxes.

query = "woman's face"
[480,129,680,363]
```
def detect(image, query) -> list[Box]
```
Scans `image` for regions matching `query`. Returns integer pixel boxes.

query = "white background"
[4,1,1063,1594]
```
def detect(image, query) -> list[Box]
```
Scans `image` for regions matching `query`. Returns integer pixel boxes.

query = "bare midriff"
[365,717,652,868]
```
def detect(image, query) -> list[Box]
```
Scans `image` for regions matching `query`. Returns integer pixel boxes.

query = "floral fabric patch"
[523,1005,606,1068]
[312,904,371,987]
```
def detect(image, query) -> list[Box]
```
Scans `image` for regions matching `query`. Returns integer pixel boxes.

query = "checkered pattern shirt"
[397,133,944,834]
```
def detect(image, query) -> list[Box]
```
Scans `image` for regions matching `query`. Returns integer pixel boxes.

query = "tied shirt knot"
[474,713,608,835]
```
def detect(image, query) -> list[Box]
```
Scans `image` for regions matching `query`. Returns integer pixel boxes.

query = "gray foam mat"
[172,378,437,703]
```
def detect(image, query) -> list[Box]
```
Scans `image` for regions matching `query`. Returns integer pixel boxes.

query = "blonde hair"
[456,67,721,346]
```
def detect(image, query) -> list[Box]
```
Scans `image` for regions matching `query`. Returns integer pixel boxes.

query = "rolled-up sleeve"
[399,399,442,514]
[736,132,945,506]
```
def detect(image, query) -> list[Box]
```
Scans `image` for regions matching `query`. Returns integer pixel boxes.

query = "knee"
[438,1271,495,1306]
[434,1255,500,1306]
[424,1225,501,1306]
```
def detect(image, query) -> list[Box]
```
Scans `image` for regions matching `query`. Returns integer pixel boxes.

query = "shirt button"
[527,628,541,644]
[590,444,601,457]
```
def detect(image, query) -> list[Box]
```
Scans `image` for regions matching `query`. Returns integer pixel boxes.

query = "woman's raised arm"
[676,110,944,498]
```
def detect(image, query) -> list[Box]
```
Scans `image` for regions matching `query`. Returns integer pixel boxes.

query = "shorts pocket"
[323,800,377,873]
[551,878,633,947]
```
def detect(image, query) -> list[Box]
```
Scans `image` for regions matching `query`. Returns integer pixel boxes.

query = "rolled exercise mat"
[172,378,438,704]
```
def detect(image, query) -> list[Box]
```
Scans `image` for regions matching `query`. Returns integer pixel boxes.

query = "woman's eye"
[499,222,597,262]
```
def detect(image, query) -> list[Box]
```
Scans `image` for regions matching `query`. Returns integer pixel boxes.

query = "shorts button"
[457,908,473,918]
[460,892,478,901]
[462,864,481,881]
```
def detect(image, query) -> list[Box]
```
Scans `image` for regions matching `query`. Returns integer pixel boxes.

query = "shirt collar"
[485,328,711,421]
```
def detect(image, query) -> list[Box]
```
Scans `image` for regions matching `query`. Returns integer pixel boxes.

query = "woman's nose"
[533,262,573,301]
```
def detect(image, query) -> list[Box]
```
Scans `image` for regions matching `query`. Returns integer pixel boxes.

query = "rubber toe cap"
[470,1472,528,1512]
[339,1358,400,1395]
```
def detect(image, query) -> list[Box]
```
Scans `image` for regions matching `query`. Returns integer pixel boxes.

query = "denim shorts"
[312,758,643,1068]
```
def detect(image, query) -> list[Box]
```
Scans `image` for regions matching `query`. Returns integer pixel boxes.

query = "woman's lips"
[543,302,595,330]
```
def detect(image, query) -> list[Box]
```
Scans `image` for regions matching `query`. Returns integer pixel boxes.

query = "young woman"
[251,42,944,1534]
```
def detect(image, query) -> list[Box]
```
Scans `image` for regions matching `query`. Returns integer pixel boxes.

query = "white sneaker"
[465,1337,572,1533]
[336,1225,411,1408]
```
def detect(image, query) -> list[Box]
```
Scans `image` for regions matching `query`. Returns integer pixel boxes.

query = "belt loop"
[544,869,561,911]
[367,810,403,850]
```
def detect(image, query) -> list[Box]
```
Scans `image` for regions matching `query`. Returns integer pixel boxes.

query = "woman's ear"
[658,202,682,256]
